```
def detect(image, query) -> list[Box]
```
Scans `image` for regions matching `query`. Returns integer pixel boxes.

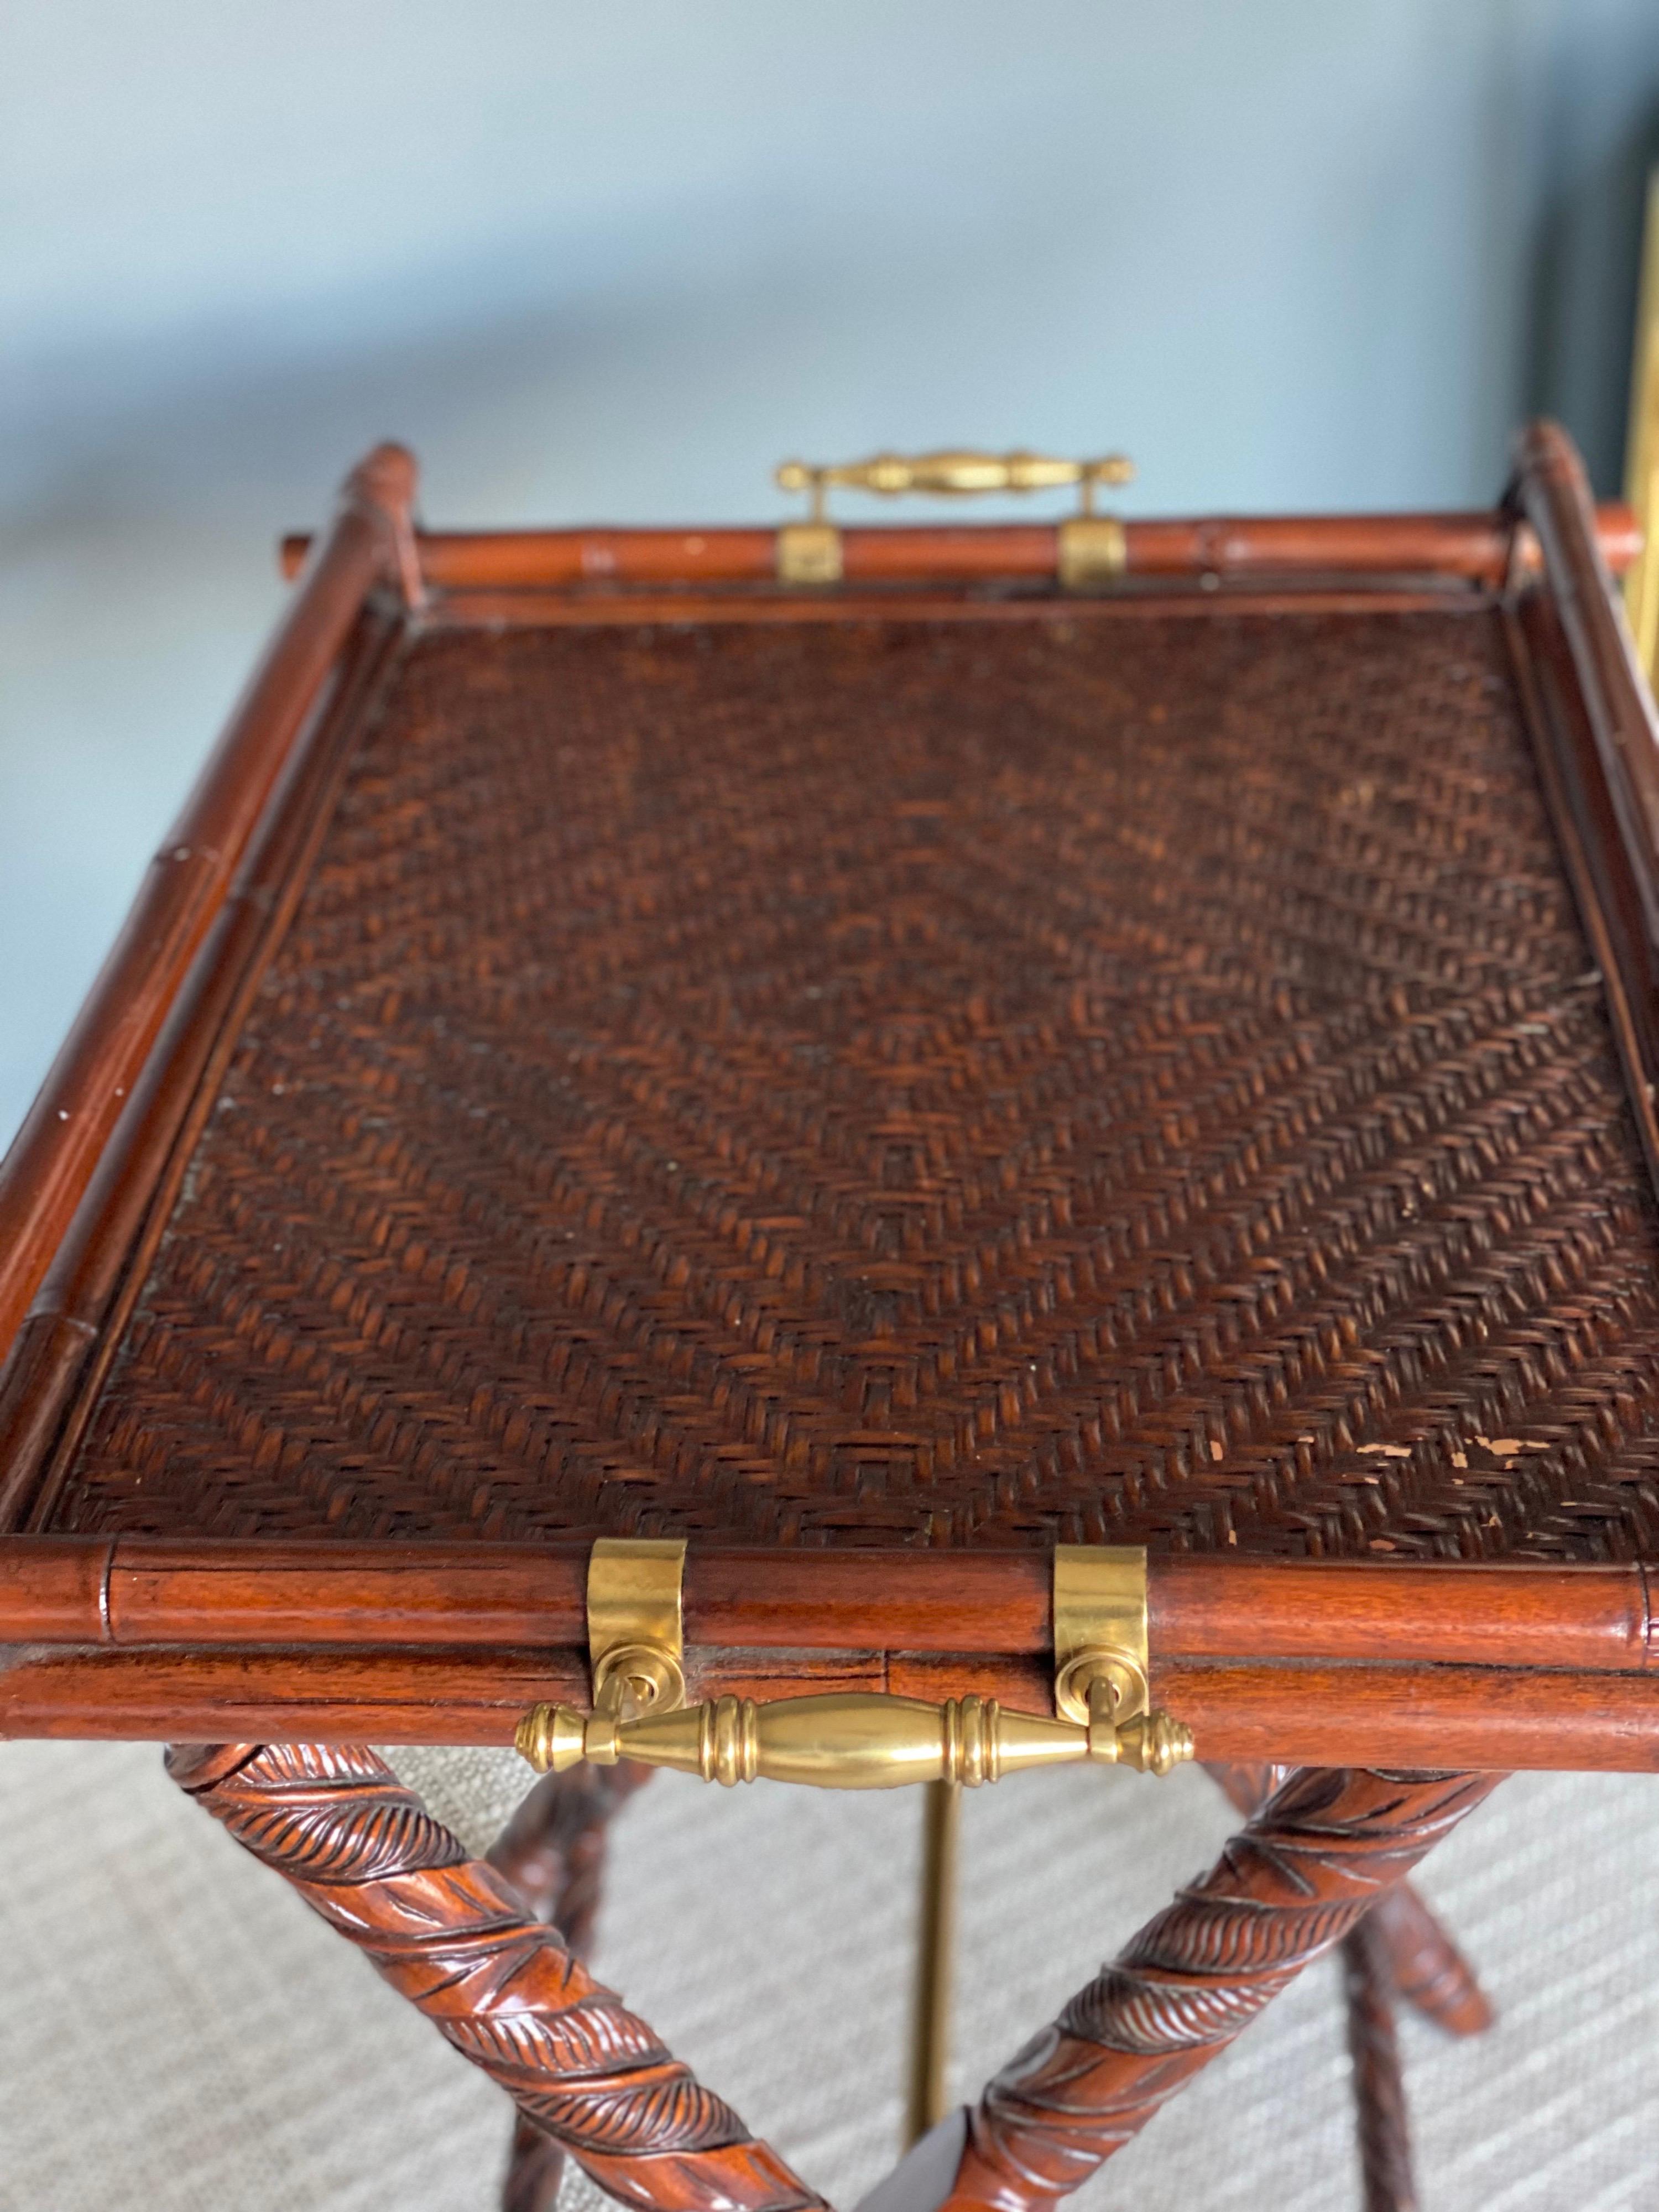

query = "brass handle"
[535,1540,1192,1789]
[776,448,1134,520]
[517,1687,1192,1788]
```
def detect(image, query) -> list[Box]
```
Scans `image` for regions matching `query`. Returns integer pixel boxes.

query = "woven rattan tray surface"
[40,601,1659,1561]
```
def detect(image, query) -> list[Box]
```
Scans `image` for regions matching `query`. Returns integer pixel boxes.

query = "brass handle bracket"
[516,1538,1191,1786]
[580,1536,687,1760]
[1052,1544,1192,1776]
[773,447,1135,590]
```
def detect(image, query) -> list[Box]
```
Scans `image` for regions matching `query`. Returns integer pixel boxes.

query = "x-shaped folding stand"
[167,1743,1500,2212]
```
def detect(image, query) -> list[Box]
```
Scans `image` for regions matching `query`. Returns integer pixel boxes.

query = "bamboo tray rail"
[4,426,1659,1772]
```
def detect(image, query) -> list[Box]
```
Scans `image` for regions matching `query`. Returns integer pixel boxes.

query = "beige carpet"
[0,1742,1653,2210]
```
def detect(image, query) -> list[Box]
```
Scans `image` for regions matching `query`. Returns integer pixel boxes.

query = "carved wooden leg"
[489,1762,654,2212]
[1342,1913,1417,2212]
[1211,1765,1493,2031]
[500,2116,566,2212]
[1369,1881,1494,2038]
[937,1768,1504,2212]
[167,1744,822,2212]
[1212,1761,1418,2206]
[1210,1760,1293,1811]
[1208,1761,1491,2209]
[490,1761,653,1954]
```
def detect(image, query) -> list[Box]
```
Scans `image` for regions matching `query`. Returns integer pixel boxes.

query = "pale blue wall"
[4,0,1659,1142]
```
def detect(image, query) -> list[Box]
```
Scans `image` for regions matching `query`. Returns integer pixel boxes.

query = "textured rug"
[0,1742,1653,2211]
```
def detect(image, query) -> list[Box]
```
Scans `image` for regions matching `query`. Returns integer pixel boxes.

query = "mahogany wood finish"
[1508,421,1659,1193]
[10,1645,1659,1769]
[0,446,418,1373]
[1210,1762,1491,2037]
[1370,1882,1493,2039]
[1209,1760,1292,1811]
[0,446,424,1535]
[1219,1759,1424,2207]
[2,422,1659,1776]
[0,591,397,1534]
[489,1760,652,1954]
[167,1741,820,2212]
[22,609,1659,1592]
[1212,1762,1483,2208]
[489,1762,654,2212]
[3,428,1656,2212]
[5,1539,1655,1677]
[938,1767,1502,2212]
[1147,1657,1659,1770]
[276,503,1641,590]
[1342,1914,1418,2212]
[501,2114,567,2212]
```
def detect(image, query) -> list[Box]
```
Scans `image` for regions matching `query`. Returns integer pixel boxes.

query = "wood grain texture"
[501,2113,568,2212]
[0,484,413,1540]
[1148,1657,1659,1770]
[1211,1764,1491,2035]
[1509,420,1659,1203]
[8,424,1659,1767]
[168,1741,821,2212]
[9,1643,1659,1770]
[6,1539,1655,1682]
[938,1767,1501,2212]
[1215,1762,1464,2210]
[0,605,403,1535]
[489,1761,653,1963]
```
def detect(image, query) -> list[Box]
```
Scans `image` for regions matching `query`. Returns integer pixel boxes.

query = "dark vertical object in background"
[1522,10,1659,492]
[1342,1915,1418,2212]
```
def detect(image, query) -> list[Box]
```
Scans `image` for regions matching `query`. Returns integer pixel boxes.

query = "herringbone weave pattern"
[49,608,1659,1556]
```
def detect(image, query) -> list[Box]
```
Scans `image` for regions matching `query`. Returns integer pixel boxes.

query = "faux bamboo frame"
[3,429,1657,1771]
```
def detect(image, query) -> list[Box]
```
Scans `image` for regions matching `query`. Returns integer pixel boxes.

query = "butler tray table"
[2,426,1657,2212]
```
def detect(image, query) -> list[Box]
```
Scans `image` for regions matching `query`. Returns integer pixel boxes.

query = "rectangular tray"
[3,427,1657,1767]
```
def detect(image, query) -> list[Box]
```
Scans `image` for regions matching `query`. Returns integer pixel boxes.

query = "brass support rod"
[906,1778,960,2148]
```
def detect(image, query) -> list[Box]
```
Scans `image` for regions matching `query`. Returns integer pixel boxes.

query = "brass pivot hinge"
[580,1535,688,1754]
[772,448,1135,590]
[1051,1543,1192,1773]
[517,1541,1192,1786]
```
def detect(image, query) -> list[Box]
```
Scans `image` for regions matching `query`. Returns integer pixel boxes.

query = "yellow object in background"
[1624,170,1659,684]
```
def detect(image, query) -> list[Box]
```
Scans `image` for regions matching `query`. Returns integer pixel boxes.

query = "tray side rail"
[0,447,421,1531]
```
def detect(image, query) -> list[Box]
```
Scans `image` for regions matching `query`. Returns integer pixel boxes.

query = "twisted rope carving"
[1213,1761,1492,2040]
[490,1764,655,2212]
[1342,1914,1417,2212]
[167,1744,822,2212]
[942,1767,1503,2212]
[1209,1761,1481,2210]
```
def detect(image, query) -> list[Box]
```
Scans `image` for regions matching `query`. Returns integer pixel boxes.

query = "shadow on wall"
[1526,98,1659,492]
